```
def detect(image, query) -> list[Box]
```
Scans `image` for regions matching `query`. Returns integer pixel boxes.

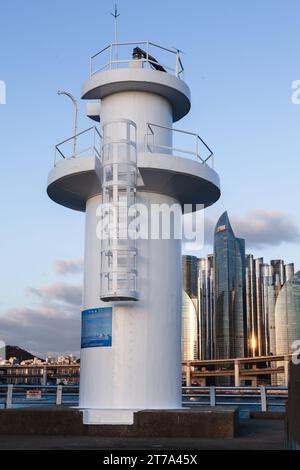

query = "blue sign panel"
[81,307,112,349]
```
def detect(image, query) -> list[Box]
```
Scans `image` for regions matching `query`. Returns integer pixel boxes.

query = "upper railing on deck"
[54,126,102,166]
[90,41,184,79]
[145,123,214,168]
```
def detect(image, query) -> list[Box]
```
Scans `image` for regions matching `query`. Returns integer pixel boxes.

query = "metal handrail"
[0,384,287,411]
[145,123,214,167]
[90,41,184,79]
[182,385,287,411]
[54,126,102,165]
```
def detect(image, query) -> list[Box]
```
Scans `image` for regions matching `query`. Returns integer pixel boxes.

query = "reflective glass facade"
[245,254,258,356]
[275,271,300,356]
[182,256,199,361]
[182,290,199,361]
[245,257,293,359]
[213,212,246,359]
[198,255,214,359]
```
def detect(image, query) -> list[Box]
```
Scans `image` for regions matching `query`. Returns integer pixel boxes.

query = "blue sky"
[0,0,299,354]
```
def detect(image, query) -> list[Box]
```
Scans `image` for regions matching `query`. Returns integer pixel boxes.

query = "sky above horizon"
[0,0,299,356]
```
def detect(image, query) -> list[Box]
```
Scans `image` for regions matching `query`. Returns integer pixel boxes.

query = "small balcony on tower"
[54,126,102,165]
[48,121,219,212]
[144,123,214,168]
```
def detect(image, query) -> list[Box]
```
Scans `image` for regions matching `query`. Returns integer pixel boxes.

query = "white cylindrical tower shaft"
[78,68,186,412]
[80,192,182,409]
[100,91,173,153]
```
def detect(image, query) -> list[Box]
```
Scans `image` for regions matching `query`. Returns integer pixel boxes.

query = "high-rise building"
[261,263,276,356]
[198,255,214,359]
[245,258,294,358]
[274,271,300,356]
[274,271,300,384]
[213,212,246,359]
[285,263,295,282]
[271,260,285,289]
[182,256,199,361]
[245,254,258,356]
[254,258,266,356]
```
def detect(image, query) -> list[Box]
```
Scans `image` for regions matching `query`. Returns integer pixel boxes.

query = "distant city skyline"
[182,211,299,386]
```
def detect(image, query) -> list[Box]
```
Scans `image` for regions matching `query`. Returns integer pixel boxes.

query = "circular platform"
[47,153,220,212]
[47,156,101,212]
[137,152,220,209]
[81,68,191,122]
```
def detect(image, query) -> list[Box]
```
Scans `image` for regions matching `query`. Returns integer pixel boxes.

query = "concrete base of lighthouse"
[0,407,239,439]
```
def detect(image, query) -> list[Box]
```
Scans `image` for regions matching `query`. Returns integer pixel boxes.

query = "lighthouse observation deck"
[82,41,190,122]
[47,40,220,213]
[89,41,184,78]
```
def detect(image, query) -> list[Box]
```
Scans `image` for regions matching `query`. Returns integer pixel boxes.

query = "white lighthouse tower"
[47,41,220,424]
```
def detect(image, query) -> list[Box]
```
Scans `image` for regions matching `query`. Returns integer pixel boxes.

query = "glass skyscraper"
[275,271,300,356]
[213,212,246,359]
[198,255,214,359]
[182,255,199,361]
[244,257,293,358]
[262,263,276,356]
[254,258,266,356]
[245,254,258,356]
[274,271,300,384]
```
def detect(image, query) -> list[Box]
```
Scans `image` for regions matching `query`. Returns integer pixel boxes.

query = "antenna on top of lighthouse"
[110,3,120,42]
[110,3,120,62]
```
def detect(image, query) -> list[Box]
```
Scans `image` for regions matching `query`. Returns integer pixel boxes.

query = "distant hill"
[6,345,42,362]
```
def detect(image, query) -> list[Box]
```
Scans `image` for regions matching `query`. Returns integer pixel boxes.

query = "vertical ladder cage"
[100,119,138,302]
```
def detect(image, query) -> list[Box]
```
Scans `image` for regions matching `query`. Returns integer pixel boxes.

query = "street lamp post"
[57,90,78,158]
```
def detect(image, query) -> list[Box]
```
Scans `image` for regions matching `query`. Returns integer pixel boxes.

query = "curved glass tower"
[182,256,199,361]
[182,291,199,361]
[213,212,246,359]
[275,271,300,356]
[198,255,214,359]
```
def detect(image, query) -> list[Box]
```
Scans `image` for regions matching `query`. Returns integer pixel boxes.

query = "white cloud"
[230,209,300,248]
[54,257,83,275]
[0,282,82,357]
[27,282,82,306]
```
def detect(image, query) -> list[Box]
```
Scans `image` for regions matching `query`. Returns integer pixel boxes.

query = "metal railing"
[54,126,102,166]
[0,384,287,412]
[145,123,214,167]
[90,41,184,79]
[0,384,79,408]
[182,386,288,412]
